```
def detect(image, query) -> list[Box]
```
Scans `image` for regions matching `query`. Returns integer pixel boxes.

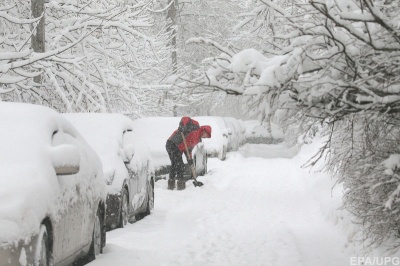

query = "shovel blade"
[193,180,204,187]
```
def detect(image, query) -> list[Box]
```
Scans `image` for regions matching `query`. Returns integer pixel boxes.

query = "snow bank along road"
[88,143,355,266]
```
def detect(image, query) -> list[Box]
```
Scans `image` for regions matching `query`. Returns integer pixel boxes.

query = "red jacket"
[168,125,212,153]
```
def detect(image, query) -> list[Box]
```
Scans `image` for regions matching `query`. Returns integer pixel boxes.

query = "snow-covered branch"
[0,0,171,114]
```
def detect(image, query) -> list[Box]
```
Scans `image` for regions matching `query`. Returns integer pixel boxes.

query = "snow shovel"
[181,132,204,187]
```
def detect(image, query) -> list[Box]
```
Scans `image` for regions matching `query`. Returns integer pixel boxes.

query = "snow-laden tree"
[155,0,250,117]
[174,0,400,248]
[0,0,174,114]
[158,0,246,70]
[178,0,245,69]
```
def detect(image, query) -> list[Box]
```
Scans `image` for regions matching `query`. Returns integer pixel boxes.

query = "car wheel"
[34,225,50,266]
[118,188,129,228]
[87,208,103,262]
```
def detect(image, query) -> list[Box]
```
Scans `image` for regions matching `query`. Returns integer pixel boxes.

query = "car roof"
[0,102,77,165]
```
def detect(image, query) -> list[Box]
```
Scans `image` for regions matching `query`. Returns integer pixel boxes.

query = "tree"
[1,0,171,114]
[166,0,178,73]
[31,0,45,84]
[31,0,45,54]
[161,0,249,117]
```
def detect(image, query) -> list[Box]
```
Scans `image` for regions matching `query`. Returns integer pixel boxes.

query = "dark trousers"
[166,140,184,181]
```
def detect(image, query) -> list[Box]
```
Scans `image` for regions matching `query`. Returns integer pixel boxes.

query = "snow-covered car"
[194,116,230,160]
[0,103,107,266]
[222,117,245,151]
[132,117,207,179]
[64,113,155,231]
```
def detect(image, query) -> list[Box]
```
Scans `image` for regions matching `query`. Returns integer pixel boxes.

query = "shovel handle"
[181,132,199,182]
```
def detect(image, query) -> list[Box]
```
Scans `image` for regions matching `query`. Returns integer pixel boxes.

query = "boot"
[177,180,186,190]
[167,179,175,190]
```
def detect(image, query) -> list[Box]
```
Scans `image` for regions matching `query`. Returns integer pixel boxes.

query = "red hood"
[201,125,212,138]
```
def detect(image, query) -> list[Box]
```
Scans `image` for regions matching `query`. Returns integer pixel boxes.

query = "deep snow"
[88,141,361,266]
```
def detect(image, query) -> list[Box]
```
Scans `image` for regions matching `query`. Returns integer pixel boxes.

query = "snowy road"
[88,143,355,266]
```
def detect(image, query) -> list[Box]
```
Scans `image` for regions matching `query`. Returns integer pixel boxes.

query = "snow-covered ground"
[88,141,363,266]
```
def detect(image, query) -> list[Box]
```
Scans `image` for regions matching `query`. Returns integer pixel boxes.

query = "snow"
[194,116,230,158]
[382,154,400,175]
[226,48,289,94]
[131,117,184,171]
[87,139,366,266]
[132,116,207,172]
[0,102,106,244]
[243,119,284,139]
[19,248,26,266]
[49,144,80,170]
[64,113,130,189]
[1,104,392,264]
[63,113,153,194]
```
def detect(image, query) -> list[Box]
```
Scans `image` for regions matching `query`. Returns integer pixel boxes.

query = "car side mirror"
[49,144,80,175]
[121,144,135,164]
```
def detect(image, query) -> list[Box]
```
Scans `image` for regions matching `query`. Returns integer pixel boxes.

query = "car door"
[122,130,147,213]
[51,128,93,264]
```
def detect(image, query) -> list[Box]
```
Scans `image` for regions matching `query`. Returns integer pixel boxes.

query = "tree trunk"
[167,0,178,74]
[31,0,45,83]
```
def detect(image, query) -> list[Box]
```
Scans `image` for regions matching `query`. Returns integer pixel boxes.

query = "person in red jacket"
[166,120,212,190]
